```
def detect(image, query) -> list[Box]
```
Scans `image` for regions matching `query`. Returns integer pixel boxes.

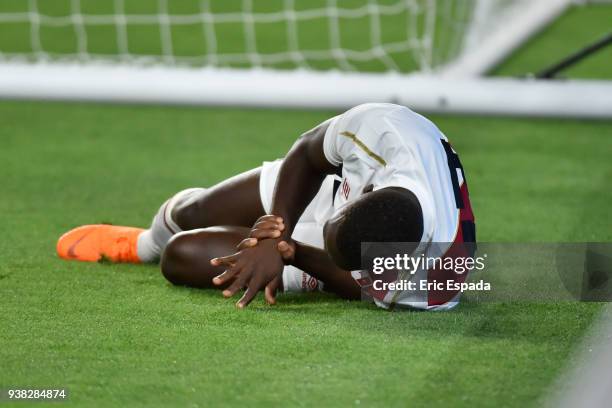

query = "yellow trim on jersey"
[340,131,387,166]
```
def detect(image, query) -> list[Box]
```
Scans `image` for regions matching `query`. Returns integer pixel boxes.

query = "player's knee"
[160,231,206,286]
[160,233,188,285]
[160,230,220,287]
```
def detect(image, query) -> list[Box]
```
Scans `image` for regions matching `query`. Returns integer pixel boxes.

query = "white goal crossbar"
[2,62,611,118]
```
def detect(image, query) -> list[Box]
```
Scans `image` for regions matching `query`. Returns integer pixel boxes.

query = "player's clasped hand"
[236,216,296,264]
[248,215,285,239]
[210,215,290,308]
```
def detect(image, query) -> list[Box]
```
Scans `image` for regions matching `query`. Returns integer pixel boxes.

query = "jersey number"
[441,139,465,209]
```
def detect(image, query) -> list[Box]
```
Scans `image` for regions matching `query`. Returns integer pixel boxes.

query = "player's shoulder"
[341,103,436,134]
[342,102,409,119]
[331,103,410,136]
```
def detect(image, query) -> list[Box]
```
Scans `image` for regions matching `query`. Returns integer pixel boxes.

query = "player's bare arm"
[211,122,339,308]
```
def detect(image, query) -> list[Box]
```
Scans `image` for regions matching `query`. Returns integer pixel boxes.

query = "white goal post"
[0,0,611,118]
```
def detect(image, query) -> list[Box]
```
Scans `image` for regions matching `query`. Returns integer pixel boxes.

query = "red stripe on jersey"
[427,182,476,306]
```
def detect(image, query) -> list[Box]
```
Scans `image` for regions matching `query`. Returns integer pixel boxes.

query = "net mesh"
[0,0,481,73]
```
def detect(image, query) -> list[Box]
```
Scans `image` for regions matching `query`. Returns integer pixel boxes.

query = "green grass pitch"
[1,2,612,407]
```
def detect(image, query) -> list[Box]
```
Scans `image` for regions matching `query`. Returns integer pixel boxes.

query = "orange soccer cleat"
[56,224,144,263]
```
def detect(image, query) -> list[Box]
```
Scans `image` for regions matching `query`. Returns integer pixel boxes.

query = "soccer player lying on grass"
[57,103,475,310]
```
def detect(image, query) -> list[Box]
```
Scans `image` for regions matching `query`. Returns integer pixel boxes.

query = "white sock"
[136,188,205,262]
[137,230,161,262]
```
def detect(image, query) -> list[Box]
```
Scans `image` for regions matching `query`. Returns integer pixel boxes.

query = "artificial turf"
[1,2,612,407]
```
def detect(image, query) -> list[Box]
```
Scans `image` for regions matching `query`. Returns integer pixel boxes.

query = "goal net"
[0,0,569,74]
[0,0,610,117]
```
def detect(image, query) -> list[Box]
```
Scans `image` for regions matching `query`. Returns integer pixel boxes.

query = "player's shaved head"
[323,187,424,271]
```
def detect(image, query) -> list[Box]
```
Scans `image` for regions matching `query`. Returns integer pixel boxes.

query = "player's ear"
[362,184,374,194]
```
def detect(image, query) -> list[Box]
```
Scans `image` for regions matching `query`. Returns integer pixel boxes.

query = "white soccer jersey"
[321,103,476,310]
